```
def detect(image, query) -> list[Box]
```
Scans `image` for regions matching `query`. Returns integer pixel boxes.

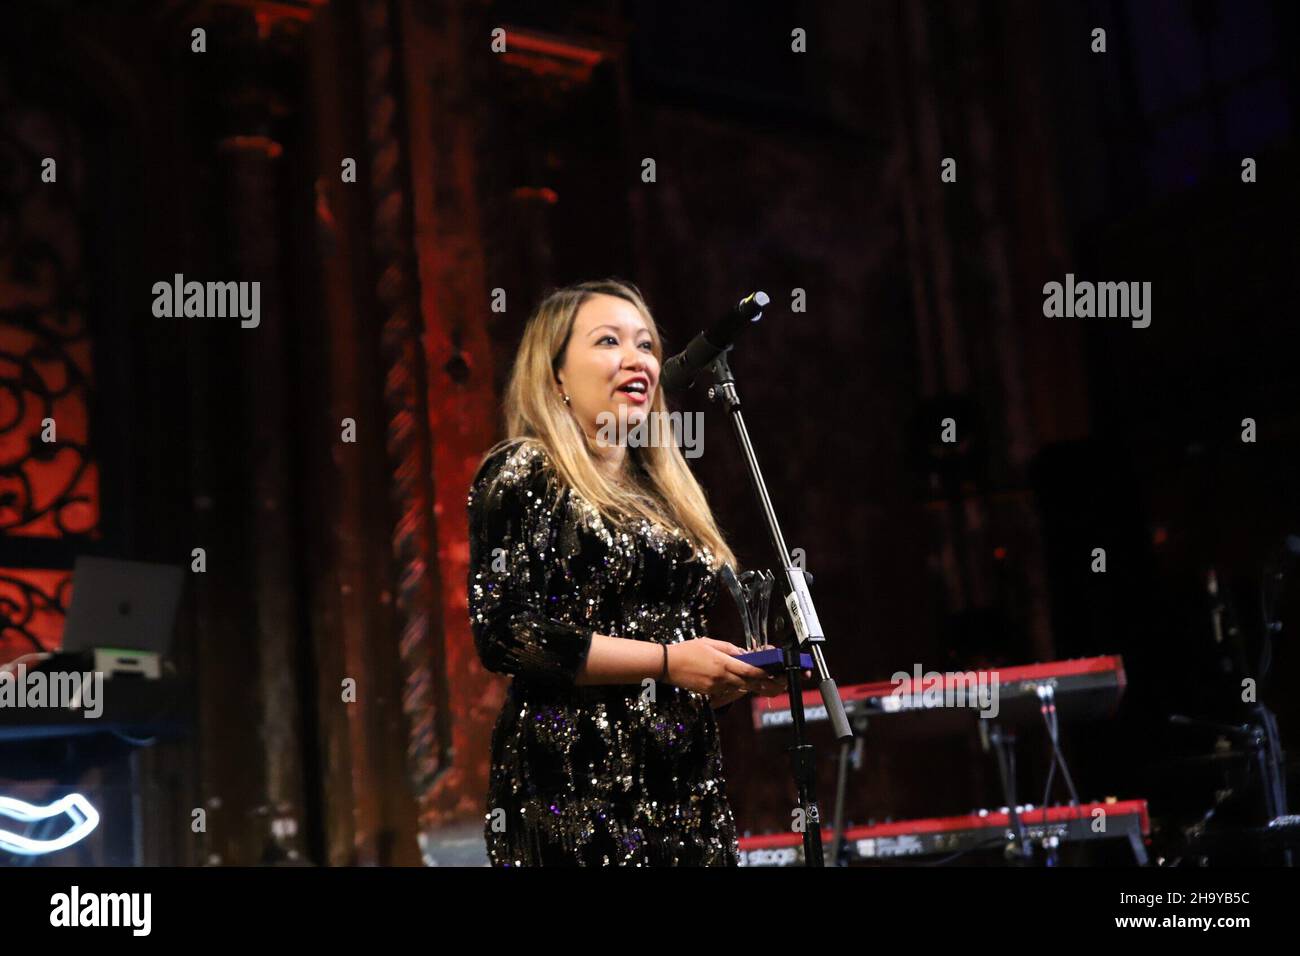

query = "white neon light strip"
[0,793,101,855]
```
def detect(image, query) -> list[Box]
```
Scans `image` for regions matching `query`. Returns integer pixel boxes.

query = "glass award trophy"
[719,565,813,673]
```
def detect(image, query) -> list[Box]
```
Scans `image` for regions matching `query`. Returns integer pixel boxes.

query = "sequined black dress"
[468,439,739,866]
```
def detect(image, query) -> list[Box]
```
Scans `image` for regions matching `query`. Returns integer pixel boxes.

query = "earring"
[562,393,571,406]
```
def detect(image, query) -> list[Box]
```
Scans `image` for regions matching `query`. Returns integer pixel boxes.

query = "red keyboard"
[751,655,1126,730]
[738,798,1150,866]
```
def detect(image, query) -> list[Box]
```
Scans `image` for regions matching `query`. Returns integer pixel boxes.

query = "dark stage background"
[0,0,1296,865]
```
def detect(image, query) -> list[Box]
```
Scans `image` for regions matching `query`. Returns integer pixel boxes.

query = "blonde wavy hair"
[483,278,737,571]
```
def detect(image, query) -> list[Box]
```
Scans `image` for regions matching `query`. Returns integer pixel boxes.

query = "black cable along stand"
[979,721,1034,864]
[701,308,853,868]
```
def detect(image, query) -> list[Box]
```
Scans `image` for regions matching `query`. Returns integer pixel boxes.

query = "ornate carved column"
[201,0,326,863]
[357,0,447,839]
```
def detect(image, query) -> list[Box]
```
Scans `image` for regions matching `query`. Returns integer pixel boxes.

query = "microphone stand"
[704,347,853,868]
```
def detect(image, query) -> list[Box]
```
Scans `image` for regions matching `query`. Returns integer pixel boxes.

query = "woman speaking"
[468,278,786,866]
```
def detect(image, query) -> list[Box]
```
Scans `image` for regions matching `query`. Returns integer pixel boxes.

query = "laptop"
[58,557,185,675]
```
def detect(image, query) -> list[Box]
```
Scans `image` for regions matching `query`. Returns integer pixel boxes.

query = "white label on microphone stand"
[784,567,824,644]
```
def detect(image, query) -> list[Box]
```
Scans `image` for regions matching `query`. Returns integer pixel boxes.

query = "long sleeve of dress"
[467,442,595,686]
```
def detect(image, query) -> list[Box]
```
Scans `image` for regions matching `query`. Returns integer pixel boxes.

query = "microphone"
[660,291,769,392]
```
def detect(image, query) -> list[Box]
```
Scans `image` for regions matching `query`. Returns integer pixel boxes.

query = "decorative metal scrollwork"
[0,76,99,660]
[0,569,72,653]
